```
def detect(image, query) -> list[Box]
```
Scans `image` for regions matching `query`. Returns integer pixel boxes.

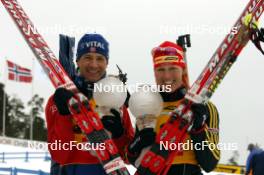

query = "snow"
[0,137,137,174]
[0,143,50,173]
[0,137,240,175]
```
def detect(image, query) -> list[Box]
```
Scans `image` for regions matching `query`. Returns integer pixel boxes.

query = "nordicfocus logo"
[94,83,172,93]
[29,140,106,151]
[160,140,238,151]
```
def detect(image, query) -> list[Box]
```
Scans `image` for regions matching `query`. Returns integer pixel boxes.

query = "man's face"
[77,52,107,82]
[154,64,183,93]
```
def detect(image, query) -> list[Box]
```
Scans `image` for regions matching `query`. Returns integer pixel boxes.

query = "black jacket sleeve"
[126,127,140,166]
[190,101,220,172]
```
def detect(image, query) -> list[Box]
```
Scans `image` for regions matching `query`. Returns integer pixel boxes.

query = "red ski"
[136,0,264,174]
[1,0,130,174]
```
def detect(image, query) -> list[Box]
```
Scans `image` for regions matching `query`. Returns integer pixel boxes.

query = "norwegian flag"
[7,60,32,83]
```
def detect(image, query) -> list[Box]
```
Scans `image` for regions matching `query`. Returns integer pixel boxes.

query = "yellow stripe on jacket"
[155,100,198,165]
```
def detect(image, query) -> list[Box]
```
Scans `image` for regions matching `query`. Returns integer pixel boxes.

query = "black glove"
[101,109,124,139]
[128,128,156,154]
[53,88,74,115]
[190,103,208,132]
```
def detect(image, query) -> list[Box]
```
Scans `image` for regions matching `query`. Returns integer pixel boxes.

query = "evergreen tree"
[1,84,47,141]
[0,83,5,135]
[5,95,29,138]
[26,94,47,141]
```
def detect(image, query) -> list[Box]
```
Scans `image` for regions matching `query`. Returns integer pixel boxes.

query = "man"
[249,151,264,175]
[45,33,134,175]
[127,41,220,174]
[246,143,264,175]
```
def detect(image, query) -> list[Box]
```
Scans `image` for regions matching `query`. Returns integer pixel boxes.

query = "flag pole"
[30,58,34,140]
[2,86,6,136]
[2,58,7,136]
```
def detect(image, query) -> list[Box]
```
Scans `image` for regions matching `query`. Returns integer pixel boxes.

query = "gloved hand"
[128,128,156,154]
[101,109,124,139]
[243,13,259,29]
[53,88,75,115]
[190,103,208,132]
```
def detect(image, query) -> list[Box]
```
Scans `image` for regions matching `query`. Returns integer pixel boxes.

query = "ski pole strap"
[250,27,264,55]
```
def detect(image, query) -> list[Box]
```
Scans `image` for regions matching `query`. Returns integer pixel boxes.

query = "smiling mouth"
[163,80,176,85]
[86,70,99,74]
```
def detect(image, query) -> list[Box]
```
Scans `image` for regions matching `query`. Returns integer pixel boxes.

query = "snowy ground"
[0,137,137,174]
[0,137,240,175]
[0,144,50,173]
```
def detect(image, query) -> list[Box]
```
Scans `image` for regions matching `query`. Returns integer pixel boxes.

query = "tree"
[5,95,29,138]
[25,94,47,141]
[1,85,47,141]
[0,83,5,135]
[0,83,28,138]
